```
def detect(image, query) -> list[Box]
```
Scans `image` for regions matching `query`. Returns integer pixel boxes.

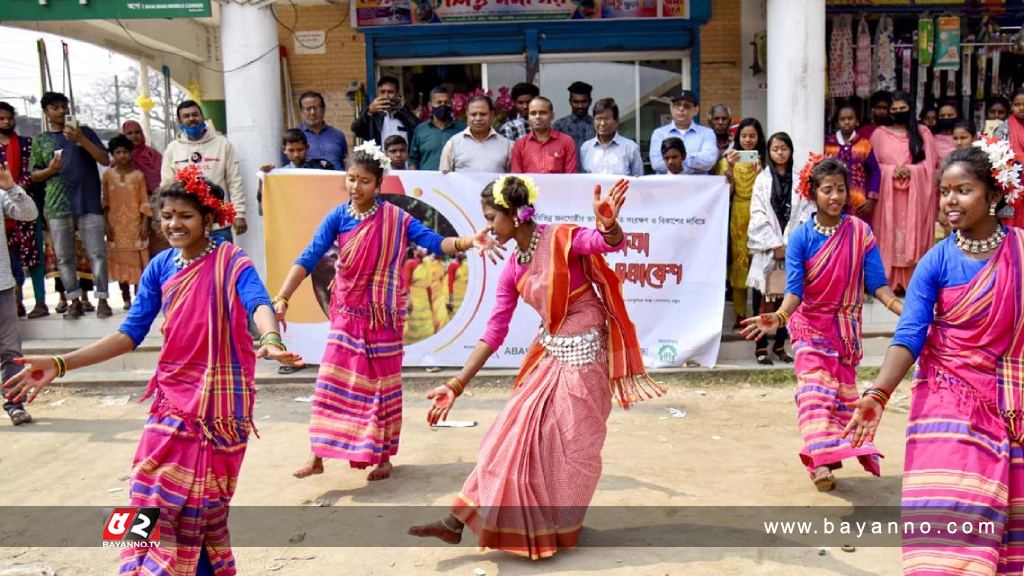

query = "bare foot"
[811,466,836,492]
[293,456,324,479]
[367,461,393,481]
[408,519,462,545]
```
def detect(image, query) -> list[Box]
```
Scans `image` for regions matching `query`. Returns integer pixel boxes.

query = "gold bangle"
[444,376,465,396]
[273,295,289,308]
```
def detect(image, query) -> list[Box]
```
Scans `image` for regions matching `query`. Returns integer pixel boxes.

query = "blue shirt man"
[648,90,718,174]
[283,91,347,170]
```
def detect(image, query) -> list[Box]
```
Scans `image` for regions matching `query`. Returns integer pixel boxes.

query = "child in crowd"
[258,129,335,214]
[384,135,409,170]
[102,135,151,311]
[660,137,686,175]
[951,120,976,150]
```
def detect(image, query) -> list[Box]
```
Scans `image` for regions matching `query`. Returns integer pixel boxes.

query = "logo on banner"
[102,507,161,548]
[658,345,677,364]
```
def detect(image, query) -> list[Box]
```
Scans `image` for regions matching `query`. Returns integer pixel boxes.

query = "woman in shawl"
[869,91,938,293]
[846,141,1024,575]
[747,132,813,365]
[274,141,501,482]
[4,166,301,575]
[122,120,169,255]
[715,117,766,328]
[407,176,664,559]
[743,156,901,492]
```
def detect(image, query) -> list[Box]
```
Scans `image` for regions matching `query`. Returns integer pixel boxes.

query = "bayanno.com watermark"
[102,507,161,549]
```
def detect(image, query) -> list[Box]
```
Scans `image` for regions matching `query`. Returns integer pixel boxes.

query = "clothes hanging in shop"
[830,14,855,98]
[874,15,897,92]
[855,15,873,99]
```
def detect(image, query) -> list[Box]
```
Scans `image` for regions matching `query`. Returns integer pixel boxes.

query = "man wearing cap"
[553,81,596,152]
[649,90,718,175]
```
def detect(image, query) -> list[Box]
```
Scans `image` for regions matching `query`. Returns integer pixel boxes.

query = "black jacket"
[350,108,419,144]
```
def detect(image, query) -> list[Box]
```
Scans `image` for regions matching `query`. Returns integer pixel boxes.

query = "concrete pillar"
[220,2,282,276]
[766,0,825,175]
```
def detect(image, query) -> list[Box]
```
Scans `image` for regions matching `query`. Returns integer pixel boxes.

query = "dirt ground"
[0,376,911,575]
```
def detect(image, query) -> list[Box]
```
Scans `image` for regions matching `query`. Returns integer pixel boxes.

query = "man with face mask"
[408,86,466,171]
[160,100,246,241]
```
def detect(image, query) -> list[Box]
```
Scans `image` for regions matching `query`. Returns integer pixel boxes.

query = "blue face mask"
[180,121,206,140]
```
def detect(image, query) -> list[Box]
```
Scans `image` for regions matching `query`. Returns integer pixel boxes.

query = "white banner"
[263,171,728,368]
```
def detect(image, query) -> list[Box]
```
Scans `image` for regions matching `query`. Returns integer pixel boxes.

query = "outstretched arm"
[3,332,135,403]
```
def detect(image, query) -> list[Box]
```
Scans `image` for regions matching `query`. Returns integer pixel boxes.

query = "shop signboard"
[356,0,686,27]
[2,0,211,20]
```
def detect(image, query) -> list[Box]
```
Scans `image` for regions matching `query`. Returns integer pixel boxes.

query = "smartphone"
[388,97,401,112]
[52,149,63,159]
[65,114,79,130]
[736,150,759,163]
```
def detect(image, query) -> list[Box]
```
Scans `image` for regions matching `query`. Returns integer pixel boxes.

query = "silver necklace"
[813,216,839,237]
[174,239,216,269]
[347,201,379,221]
[955,227,1006,254]
[516,227,541,265]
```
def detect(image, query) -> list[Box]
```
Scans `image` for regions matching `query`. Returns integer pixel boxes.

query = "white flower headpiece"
[973,137,1024,207]
[353,140,392,172]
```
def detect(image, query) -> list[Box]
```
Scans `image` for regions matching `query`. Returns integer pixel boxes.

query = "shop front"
[357,0,711,164]
[824,1,1024,131]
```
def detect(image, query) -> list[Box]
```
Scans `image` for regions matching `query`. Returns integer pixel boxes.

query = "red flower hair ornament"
[796,152,827,200]
[174,165,236,226]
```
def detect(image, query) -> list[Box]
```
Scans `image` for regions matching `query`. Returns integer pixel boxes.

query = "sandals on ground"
[7,408,32,426]
[773,347,794,363]
[755,348,773,366]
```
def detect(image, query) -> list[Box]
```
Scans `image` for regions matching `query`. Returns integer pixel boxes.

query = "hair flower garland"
[175,164,236,226]
[796,152,827,200]
[972,137,1024,207]
[353,140,392,172]
[492,175,540,215]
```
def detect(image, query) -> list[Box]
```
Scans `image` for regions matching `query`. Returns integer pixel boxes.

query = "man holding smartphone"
[28,92,113,320]
[351,76,419,147]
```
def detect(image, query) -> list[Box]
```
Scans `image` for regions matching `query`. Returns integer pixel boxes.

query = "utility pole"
[114,74,121,127]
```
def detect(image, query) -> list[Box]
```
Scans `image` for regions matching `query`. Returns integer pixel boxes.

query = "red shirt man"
[510,97,578,174]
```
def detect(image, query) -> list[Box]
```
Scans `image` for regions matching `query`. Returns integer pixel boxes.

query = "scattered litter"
[101,395,131,406]
[425,367,443,373]
[293,395,313,403]
[288,531,305,544]
[841,545,856,553]
[260,415,271,420]
[389,562,396,567]
[894,394,908,402]
[0,564,55,576]
[696,390,707,396]
[107,487,123,493]
[266,561,284,571]
[312,496,331,507]
[432,420,478,428]
[273,555,316,561]
[711,435,722,441]
[414,561,424,567]
[464,391,473,397]
[118,474,130,482]
[665,408,687,418]
[48,398,67,407]
[817,547,828,556]
[473,569,487,576]
[684,360,700,368]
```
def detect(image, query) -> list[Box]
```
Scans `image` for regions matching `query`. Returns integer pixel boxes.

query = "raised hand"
[426,384,456,426]
[740,313,779,341]
[0,163,14,190]
[843,395,884,448]
[593,178,628,230]
[472,227,506,264]
[3,357,59,404]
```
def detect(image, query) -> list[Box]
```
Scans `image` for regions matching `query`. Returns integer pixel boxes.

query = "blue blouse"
[891,235,991,359]
[785,214,888,299]
[294,199,446,273]
[118,240,272,347]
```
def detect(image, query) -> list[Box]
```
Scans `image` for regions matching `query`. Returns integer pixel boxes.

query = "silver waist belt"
[537,325,604,366]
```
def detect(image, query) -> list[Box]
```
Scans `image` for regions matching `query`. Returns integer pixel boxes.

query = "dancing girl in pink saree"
[4,168,299,575]
[408,175,664,559]
[846,141,1024,575]
[744,156,901,492]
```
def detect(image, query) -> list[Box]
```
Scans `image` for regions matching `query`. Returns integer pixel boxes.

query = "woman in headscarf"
[122,120,168,255]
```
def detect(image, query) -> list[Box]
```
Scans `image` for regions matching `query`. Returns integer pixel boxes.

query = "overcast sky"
[0,25,135,118]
